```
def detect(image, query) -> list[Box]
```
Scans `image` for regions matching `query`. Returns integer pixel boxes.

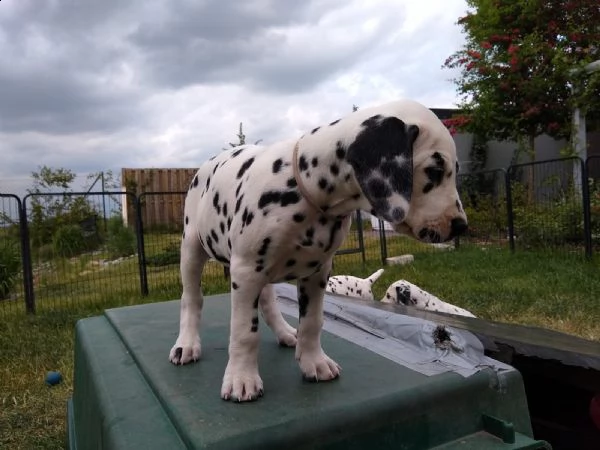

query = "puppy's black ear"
[398,124,419,201]
[347,116,419,223]
[395,284,413,306]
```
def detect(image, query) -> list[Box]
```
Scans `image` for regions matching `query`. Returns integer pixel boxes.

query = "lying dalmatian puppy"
[381,280,476,317]
[326,269,384,300]
[170,99,468,402]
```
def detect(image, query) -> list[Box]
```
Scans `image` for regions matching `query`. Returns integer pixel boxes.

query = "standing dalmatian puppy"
[169,99,468,402]
[326,269,384,300]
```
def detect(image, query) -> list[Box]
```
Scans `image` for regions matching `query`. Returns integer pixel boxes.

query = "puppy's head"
[346,100,467,243]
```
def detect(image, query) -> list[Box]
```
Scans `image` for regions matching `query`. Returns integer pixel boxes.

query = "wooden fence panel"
[121,168,198,229]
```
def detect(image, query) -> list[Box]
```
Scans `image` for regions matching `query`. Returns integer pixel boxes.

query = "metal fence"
[1,156,599,316]
[458,169,508,246]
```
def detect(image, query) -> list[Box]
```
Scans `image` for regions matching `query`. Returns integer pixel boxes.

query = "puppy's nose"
[450,218,468,238]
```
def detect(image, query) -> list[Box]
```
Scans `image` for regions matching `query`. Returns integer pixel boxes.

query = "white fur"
[326,269,384,300]
[169,99,467,402]
[381,280,476,317]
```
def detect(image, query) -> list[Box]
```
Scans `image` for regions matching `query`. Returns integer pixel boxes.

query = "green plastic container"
[67,290,550,449]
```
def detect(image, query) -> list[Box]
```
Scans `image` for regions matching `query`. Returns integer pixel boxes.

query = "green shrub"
[52,224,87,258]
[513,199,583,247]
[146,242,180,266]
[0,239,21,299]
[105,216,137,259]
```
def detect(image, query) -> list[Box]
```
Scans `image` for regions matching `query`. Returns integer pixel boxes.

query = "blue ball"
[45,371,62,386]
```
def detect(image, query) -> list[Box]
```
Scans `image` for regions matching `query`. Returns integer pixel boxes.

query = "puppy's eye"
[424,166,445,185]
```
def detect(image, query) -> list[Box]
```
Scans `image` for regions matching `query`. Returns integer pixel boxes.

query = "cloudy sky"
[0,0,468,194]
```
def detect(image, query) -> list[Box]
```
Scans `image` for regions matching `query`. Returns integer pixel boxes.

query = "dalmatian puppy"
[169,99,468,402]
[381,280,476,317]
[326,269,384,300]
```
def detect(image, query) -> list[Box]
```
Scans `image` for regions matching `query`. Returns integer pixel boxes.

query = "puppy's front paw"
[169,334,201,365]
[221,362,264,402]
[297,348,341,382]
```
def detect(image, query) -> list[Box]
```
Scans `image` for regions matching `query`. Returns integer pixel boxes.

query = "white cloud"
[0,0,468,192]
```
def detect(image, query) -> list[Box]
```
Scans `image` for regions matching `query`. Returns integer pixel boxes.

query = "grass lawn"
[1,240,599,448]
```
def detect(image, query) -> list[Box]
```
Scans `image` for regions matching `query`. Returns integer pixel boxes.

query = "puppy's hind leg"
[169,232,209,365]
[259,284,297,347]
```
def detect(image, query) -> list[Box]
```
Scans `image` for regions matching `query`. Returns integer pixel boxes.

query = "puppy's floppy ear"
[395,124,419,202]
[347,116,419,222]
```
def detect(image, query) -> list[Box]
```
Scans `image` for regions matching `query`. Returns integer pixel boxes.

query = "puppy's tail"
[367,269,384,285]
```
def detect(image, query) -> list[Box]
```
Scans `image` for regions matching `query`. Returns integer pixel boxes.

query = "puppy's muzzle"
[418,218,468,243]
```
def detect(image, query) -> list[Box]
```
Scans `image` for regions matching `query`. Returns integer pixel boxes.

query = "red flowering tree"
[444,0,600,162]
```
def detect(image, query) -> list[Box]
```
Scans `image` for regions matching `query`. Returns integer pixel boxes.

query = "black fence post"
[356,210,366,264]
[583,157,593,259]
[135,194,149,296]
[378,219,388,264]
[20,195,36,314]
[505,168,516,252]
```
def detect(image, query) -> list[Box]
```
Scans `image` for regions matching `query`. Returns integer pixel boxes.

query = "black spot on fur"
[324,220,343,252]
[205,176,211,190]
[237,157,255,179]
[299,155,309,171]
[307,261,319,268]
[227,217,232,230]
[286,259,296,267]
[258,190,301,208]
[222,202,228,217]
[211,229,219,243]
[235,195,244,214]
[318,178,328,190]
[293,213,305,223]
[311,157,318,167]
[185,216,189,224]
[232,147,245,157]
[220,222,225,234]
[213,192,221,214]
[329,119,340,126]
[232,282,239,289]
[258,238,271,256]
[318,216,328,225]
[287,177,297,188]
[272,158,283,173]
[299,287,309,317]
[330,164,339,176]
[367,178,392,198]
[423,182,434,194]
[235,183,243,198]
[205,235,229,264]
[311,127,320,134]
[193,175,199,187]
[241,207,254,228]
[336,141,346,159]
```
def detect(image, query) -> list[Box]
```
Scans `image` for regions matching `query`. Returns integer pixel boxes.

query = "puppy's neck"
[292,135,367,217]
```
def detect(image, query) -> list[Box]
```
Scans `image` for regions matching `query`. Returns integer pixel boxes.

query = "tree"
[224,123,262,150]
[27,166,97,249]
[444,0,600,162]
